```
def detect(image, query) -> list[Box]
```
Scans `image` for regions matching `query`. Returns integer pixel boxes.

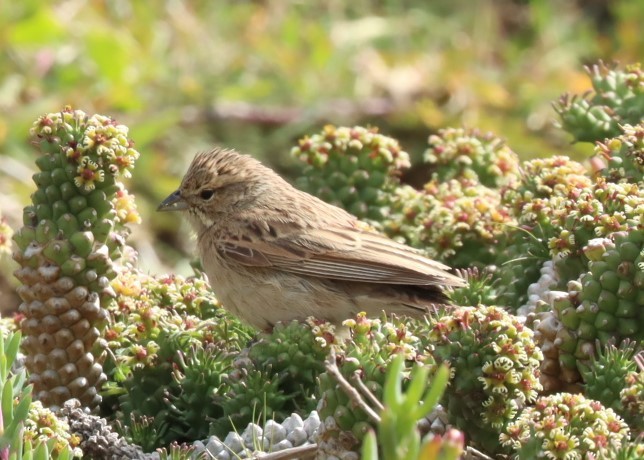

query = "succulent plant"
[554,62,644,143]
[424,127,520,188]
[620,368,644,434]
[594,123,644,184]
[213,361,290,438]
[608,439,644,460]
[385,178,514,267]
[421,305,543,454]
[292,125,410,225]
[361,355,460,460]
[532,293,585,393]
[562,231,643,367]
[248,318,338,413]
[494,156,591,309]
[0,332,80,459]
[501,393,631,459]
[494,227,551,310]
[316,313,421,457]
[23,400,83,458]
[447,267,499,308]
[163,344,232,443]
[12,107,141,410]
[103,268,251,448]
[502,156,591,214]
[496,156,642,312]
[61,399,152,459]
[580,341,638,414]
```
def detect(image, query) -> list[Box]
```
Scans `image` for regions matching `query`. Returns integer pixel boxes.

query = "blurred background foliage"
[0,0,642,309]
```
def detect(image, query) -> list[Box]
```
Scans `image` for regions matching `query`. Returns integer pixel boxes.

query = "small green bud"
[615,299,637,318]
[57,213,81,235]
[61,255,87,277]
[598,271,619,292]
[35,203,53,221]
[60,182,76,201]
[70,231,95,258]
[93,219,114,244]
[64,164,76,182]
[35,219,59,244]
[68,196,88,214]
[33,172,52,187]
[77,208,98,228]
[45,185,62,203]
[23,206,37,226]
[32,189,48,205]
[594,311,617,332]
[43,240,72,266]
[13,227,36,249]
[88,191,113,217]
[617,318,638,336]
[35,155,56,172]
[51,168,69,186]
[52,200,69,220]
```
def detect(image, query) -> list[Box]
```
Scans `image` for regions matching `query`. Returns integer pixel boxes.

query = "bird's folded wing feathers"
[216,226,466,287]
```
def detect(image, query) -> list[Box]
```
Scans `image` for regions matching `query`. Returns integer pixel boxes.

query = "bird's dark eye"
[200,189,215,200]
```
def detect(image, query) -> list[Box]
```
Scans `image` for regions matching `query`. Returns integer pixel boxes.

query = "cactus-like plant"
[594,123,644,184]
[316,313,421,457]
[103,268,251,448]
[554,62,644,143]
[501,393,631,459]
[420,305,543,454]
[424,127,520,188]
[620,368,644,434]
[248,319,338,413]
[385,179,514,266]
[292,125,410,225]
[550,231,644,381]
[12,107,141,410]
[580,342,638,414]
[0,332,80,459]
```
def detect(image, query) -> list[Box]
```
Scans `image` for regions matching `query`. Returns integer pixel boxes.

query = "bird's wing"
[216,222,466,287]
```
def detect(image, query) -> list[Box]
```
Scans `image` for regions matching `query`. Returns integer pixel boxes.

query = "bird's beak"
[157,190,188,212]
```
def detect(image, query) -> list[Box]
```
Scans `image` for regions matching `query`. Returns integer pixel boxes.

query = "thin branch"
[351,370,384,412]
[252,444,318,459]
[466,446,495,460]
[324,349,381,425]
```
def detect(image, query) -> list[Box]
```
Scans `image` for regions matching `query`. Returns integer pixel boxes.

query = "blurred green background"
[0,0,642,309]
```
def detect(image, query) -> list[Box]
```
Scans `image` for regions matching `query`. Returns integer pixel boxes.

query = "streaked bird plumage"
[158,147,465,330]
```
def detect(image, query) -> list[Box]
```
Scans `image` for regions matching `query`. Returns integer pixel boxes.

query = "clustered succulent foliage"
[420,306,543,454]
[554,62,643,143]
[12,107,141,411]
[292,125,410,226]
[383,128,518,266]
[501,393,631,459]
[0,61,642,459]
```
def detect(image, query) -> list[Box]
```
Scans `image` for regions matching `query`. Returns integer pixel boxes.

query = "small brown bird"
[158,148,465,330]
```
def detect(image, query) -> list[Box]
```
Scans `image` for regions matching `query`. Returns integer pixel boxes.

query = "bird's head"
[157,147,276,233]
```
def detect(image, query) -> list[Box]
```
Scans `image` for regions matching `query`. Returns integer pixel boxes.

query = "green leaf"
[382,354,404,408]
[361,430,379,460]
[5,333,22,369]
[1,377,14,423]
[12,390,32,426]
[402,364,429,417]
[417,365,449,420]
